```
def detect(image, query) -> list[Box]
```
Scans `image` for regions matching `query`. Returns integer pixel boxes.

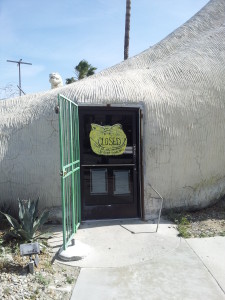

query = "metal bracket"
[34,254,39,267]
[60,170,67,177]
[148,184,164,232]
[29,260,34,274]
[55,105,60,114]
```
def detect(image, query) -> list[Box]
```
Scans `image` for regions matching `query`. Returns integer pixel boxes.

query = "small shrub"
[219,231,225,237]
[167,212,191,238]
[177,224,191,238]
[179,216,190,226]
[199,232,207,238]
[35,273,50,286]
[66,275,74,284]
[0,198,49,242]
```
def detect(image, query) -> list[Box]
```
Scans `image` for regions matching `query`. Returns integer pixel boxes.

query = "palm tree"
[124,0,131,60]
[66,60,97,84]
[65,77,76,85]
[75,60,97,80]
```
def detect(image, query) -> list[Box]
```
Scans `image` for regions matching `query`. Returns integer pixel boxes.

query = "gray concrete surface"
[71,239,224,300]
[186,237,225,294]
[57,219,180,268]
[48,219,225,299]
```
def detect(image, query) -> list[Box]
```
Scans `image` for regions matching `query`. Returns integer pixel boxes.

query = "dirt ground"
[166,197,225,238]
[0,230,80,300]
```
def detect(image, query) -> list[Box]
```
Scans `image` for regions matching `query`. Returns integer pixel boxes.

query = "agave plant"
[0,202,12,229]
[0,198,49,242]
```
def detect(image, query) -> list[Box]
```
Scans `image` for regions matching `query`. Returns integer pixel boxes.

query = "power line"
[7,59,32,96]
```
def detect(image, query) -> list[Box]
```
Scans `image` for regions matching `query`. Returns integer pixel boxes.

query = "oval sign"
[89,123,127,156]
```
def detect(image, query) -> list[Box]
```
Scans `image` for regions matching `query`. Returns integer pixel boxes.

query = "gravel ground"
[1,198,225,299]
[166,197,225,238]
[0,231,80,300]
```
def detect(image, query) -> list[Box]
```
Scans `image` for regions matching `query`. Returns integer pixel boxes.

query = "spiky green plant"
[0,198,49,242]
[0,202,13,230]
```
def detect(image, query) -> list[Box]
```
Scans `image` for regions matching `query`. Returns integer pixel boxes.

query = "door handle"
[133,144,136,161]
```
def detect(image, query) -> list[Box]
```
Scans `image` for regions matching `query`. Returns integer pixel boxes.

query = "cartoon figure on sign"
[89,124,127,156]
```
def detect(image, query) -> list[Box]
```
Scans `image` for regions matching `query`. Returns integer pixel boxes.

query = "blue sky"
[0,0,209,97]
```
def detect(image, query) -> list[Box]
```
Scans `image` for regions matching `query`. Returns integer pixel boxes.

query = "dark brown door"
[79,107,140,220]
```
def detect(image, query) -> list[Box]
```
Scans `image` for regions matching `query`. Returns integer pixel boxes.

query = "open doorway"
[79,106,142,220]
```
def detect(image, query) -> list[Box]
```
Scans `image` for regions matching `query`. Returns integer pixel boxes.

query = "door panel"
[83,166,134,205]
[79,107,140,220]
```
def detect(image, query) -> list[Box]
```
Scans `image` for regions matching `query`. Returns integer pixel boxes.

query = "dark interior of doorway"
[79,106,142,220]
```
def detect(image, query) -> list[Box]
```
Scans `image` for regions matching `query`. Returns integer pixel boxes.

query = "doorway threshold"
[81,217,140,223]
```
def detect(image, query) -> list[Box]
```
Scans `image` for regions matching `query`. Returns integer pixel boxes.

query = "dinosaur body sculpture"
[0,0,224,218]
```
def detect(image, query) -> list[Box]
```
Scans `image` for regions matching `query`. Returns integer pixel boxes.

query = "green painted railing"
[57,94,81,250]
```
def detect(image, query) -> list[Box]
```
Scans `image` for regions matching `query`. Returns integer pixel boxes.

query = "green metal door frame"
[57,94,81,250]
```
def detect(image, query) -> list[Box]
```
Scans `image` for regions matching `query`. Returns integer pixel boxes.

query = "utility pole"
[7,59,32,96]
[124,0,131,60]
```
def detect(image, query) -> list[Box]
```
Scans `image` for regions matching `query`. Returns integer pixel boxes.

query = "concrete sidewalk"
[186,237,225,294]
[50,219,225,300]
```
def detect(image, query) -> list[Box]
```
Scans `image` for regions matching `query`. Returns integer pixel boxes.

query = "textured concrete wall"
[0,92,61,212]
[0,0,225,218]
